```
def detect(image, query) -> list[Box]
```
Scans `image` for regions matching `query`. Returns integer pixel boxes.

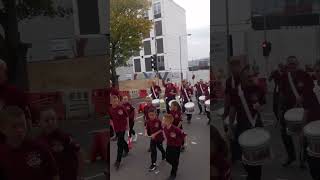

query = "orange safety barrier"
[90,129,109,163]
[139,89,148,98]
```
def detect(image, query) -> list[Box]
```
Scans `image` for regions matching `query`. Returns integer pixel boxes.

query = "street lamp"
[179,33,192,83]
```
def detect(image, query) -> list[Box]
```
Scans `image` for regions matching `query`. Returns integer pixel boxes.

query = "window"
[158,56,165,71]
[145,57,152,72]
[76,0,100,35]
[134,59,141,72]
[155,21,162,36]
[144,11,149,19]
[156,38,164,53]
[144,41,151,55]
[154,2,161,19]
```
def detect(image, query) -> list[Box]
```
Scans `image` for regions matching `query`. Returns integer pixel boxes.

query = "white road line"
[136,115,144,120]
[84,173,105,180]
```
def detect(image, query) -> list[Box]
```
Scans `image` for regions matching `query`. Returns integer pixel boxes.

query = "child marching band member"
[144,96,156,152]
[205,83,211,125]
[302,61,320,179]
[162,114,186,179]
[0,106,59,180]
[122,96,137,142]
[227,65,266,180]
[169,101,187,151]
[194,79,208,115]
[108,95,129,170]
[150,80,162,115]
[181,80,194,124]
[163,78,178,113]
[145,108,166,171]
[37,108,84,180]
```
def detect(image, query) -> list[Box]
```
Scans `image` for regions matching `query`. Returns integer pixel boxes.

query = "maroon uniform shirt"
[143,104,155,121]
[0,139,58,180]
[150,85,161,99]
[164,125,186,147]
[146,118,164,142]
[108,105,128,133]
[194,83,208,96]
[302,77,320,123]
[279,70,309,108]
[180,87,193,103]
[164,83,177,100]
[37,129,80,180]
[122,102,135,122]
[170,110,182,127]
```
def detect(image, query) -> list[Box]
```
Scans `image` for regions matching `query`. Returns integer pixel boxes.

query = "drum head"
[185,102,195,108]
[304,120,320,138]
[239,128,270,148]
[199,96,205,100]
[205,100,210,105]
[152,99,160,103]
[284,108,304,122]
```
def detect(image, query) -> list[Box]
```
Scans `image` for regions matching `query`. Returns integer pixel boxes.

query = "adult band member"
[269,63,285,123]
[163,78,177,113]
[150,80,162,115]
[302,62,320,179]
[181,80,194,123]
[194,79,208,115]
[228,65,266,180]
[279,56,309,167]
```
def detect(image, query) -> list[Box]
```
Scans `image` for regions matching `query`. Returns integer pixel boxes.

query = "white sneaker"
[133,134,138,142]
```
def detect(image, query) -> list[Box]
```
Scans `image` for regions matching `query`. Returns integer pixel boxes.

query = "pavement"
[211,94,313,180]
[110,98,210,180]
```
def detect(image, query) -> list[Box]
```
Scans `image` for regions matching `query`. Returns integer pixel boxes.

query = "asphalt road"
[110,98,210,180]
[211,94,313,180]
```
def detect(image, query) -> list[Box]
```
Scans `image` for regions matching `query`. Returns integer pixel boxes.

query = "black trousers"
[182,102,192,121]
[150,140,166,164]
[110,126,114,137]
[129,121,135,137]
[307,155,320,180]
[166,146,181,176]
[243,164,262,180]
[196,95,203,113]
[279,107,296,160]
[272,91,280,121]
[205,109,211,124]
[116,131,129,163]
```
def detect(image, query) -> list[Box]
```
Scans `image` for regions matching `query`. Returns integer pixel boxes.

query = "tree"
[110,0,152,86]
[0,0,72,90]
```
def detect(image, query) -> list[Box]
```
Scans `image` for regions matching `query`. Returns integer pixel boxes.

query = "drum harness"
[152,86,158,99]
[238,85,258,129]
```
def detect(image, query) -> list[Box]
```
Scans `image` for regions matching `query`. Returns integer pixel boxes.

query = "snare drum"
[239,128,271,166]
[199,96,206,104]
[184,102,195,114]
[205,100,210,112]
[304,120,320,158]
[152,99,160,109]
[284,108,304,135]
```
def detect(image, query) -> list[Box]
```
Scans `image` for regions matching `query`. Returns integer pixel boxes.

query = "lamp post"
[179,34,192,83]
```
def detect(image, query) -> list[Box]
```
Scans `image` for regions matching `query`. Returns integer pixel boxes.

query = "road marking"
[84,173,105,180]
[136,115,144,120]
[191,141,197,145]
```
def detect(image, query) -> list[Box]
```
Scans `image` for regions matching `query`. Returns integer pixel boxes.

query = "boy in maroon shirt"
[0,106,59,180]
[145,108,166,171]
[162,114,186,179]
[194,79,208,115]
[108,95,129,170]
[144,96,156,152]
[37,108,84,180]
[170,101,183,129]
[122,96,137,142]
[163,79,178,113]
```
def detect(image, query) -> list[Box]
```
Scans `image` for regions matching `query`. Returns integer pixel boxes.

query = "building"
[131,0,189,79]
[188,58,210,71]
[19,0,109,90]
[211,0,320,76]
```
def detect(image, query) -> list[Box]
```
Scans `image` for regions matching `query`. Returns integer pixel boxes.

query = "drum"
[184,102,195,114]
[304,120,320,158]
[284,108,304,135]
[199,96,206,104]
[239,128,271,166]
[152,99,160,109]
[205,100,210,112]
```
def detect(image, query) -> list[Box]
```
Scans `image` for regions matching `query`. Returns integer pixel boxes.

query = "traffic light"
[262,41,272,57]
[151,54,158,71]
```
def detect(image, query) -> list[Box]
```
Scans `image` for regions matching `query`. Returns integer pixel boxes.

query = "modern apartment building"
[132,0,189,78]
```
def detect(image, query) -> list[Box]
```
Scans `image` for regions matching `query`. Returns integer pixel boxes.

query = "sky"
[174,0,210,60]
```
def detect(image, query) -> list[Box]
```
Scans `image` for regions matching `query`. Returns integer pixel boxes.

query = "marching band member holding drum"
[181,80,194,124]
[150,80,162,115]
[228,65,266,180]
[122,96,137,142]
[279,56,309,167]
[163,78,178,113]
[170,101,187,152]
[302,61,320,179]
[144,96,156,152]
[194,79,208,115]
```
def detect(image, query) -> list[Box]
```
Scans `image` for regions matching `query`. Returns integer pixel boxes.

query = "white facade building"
[132,0,189,78]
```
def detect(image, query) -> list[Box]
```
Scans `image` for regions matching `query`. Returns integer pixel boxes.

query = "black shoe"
[123,151,129,158]
[181,146,185,152]
[282,158,296,167]
[148,148,151,152]
[149,164,157,171]
[162,154,166,160]
[114,161,120,170]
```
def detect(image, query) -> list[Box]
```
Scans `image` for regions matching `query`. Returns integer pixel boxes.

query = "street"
[212,94,313,180]
[110,98,210,180]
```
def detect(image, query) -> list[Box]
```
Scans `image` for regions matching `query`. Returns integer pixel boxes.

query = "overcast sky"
[174,0,210,60]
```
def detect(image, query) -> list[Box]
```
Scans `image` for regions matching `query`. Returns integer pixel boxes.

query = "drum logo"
[26,152,42,168]
[118,110,124,115]
[170,132,176,138]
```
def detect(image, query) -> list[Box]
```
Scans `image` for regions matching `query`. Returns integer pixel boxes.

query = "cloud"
[187,26,210,60]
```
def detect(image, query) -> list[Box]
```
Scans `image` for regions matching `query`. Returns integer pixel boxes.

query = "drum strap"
[184,88,191,102]
[152,86,158,99]
[238,85,257,127]
[200,84,204,94]
[313,80,320,105]
[288,72,300,100]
